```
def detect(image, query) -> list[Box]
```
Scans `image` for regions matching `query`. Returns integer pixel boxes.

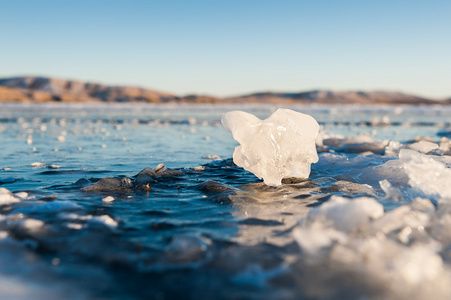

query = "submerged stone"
[82,177,133,194]
[136,164,184,177]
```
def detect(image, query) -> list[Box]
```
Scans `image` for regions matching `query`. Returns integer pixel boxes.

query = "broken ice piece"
[222,108,319,186]
[102,196,115,203]
[0,187,21,205]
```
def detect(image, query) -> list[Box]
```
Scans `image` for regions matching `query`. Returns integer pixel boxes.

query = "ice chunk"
[439,137,450,153]
[306,196,384,233]
[293,195,449,296]
[371,199,432,235]
[0,188,21,205]
[384,140,405,156]
[321,133,388,155]
[89,215,118,228]
[293,196,383,255]
[102,196,115,203]
[20,218,45,233]
[392,245,444,285]
[59,213,118,229]
[14,192,29,199]
[404,154,451,199]
[379,179,403,201]
[408,140,439,154]
[222,108,319,186]
[293,225,347,255]
[30,162,45,167]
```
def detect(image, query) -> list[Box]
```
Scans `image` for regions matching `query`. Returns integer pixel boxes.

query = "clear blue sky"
[1,0,450,98]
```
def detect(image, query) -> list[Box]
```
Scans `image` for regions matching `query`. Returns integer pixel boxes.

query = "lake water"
[0,103,451,299]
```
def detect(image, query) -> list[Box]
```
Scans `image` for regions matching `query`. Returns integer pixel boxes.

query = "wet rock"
[74,178,90,186]
[134,174,156,187]
[198,180,235,193]
[82,177,133,194]
[324,180,375,196]
[137,167,156,177]
[334,174,357,183]
[197,180,236,204]
[238,218,284,226]
[281,177,311,185]
[136,164,184,177]
[154,163,184,176]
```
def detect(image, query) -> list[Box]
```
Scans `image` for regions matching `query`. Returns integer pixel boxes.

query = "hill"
[0,76,449,105]
[0,76,179,103]
[227,90,445,105]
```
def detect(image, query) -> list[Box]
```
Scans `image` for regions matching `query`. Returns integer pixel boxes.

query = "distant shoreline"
[2,102,451,113]
[1,76,450,105]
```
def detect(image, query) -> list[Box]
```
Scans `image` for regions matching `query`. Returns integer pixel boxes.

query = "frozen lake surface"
[0,103,451,299]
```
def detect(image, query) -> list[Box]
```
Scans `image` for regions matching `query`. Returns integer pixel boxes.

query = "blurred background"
[1,0,450,99]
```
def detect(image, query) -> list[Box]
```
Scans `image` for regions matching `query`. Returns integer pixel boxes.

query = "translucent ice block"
[222,108,319,186]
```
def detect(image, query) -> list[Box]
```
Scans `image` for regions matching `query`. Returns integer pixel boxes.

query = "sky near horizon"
[1,0,450,99]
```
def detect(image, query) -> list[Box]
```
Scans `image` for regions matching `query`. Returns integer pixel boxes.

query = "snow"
[222,108,319,186]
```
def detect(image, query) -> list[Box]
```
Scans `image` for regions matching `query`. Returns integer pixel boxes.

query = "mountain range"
[0,76,449,105]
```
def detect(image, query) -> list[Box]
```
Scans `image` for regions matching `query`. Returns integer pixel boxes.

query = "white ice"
[408,140,439,154]
[403,150,451,199]
[58,213,118,229]
[102,196,115,203]
[305,196,384,233]
[293,195,451,298]
[222,108,319,186]
[0,188,21,205]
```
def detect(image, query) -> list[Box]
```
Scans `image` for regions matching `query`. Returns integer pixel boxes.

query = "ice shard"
[222,108,319,186]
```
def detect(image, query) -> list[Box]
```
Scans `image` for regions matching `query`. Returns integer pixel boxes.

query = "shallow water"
[0,103,451,299]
